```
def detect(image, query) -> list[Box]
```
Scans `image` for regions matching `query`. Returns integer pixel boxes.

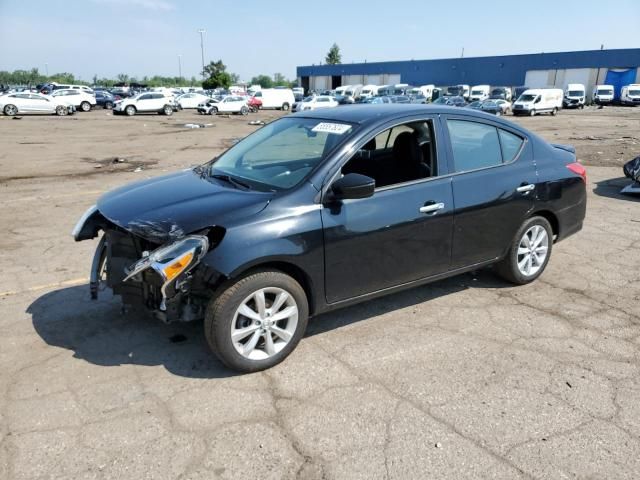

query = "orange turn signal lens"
[161,251,194,281]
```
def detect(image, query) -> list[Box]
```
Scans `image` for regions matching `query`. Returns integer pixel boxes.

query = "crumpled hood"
[97,169,272,243]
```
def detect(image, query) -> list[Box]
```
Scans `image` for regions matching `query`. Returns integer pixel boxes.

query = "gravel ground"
[0,105,639,479]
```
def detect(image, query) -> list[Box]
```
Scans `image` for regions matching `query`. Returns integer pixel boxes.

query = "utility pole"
[178,55,182,83]
[197,29,206,79]
[45,63,48,76]
[461,47,464,58]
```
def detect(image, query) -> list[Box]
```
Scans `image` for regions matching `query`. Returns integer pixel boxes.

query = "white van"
[335,85,351,96]
[489,86,512,101]
[252,88,295,110]
[51,83,94,95]
[469,85,490,102]
[620,84,640,106]
[592,84,614,105]
[360,85,379,98]
[512,88,563,116]
[563,83,586,109]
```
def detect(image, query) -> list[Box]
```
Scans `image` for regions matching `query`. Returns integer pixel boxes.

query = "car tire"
[80,101,91,112]
[529,109,536,116]
[240,106,249,115]
[495,216,553,285]
[282,102,290,111]
[105,102,114,110]
[4,104,17,116]
[204,270,309,373]
[125,105,136,116]
[210,107,218,115]
[162,105,173,116]
[551,107,558,116]
[55,105,67,116]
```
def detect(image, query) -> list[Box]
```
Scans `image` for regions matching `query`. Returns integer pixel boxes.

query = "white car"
[113,92,176,116]
[199,96,248,115]
[176,93,210,109]
[0,92,75,116]
[50,89,97,112]
[296,95,338,111]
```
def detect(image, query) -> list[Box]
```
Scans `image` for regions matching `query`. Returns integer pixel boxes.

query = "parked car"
[200,95,249,115]
[113,92,176,116]
[563,83,586,109]
[358,96,393,104]
[295,95,338,111]
[252,88,295,111]
[409,94,428,104]
[0,92,75,116]
[512,89,563,116]
[592,84,614,105]
[176,93,210,109]
[390,95,411,104]
[620,84,640,106]
[50,89,96,112]
[469,85,491,102]
[95,90,116,109]
[73,104,586,372]
[480,99,511,116]
[437,96,466,107]
[489,87,512,101]
[50,83,95,94]
[466,100,484,110]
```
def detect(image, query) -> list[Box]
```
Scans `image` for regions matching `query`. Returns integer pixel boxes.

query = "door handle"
[419,202,445,214]
[516,184,535,193]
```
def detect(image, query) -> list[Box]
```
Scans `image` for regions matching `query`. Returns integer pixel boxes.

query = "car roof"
[290,104,518,127]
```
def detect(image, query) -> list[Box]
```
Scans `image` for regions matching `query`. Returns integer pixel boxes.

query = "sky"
[1,0,639,82]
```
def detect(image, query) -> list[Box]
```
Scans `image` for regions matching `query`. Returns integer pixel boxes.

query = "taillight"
[567,162,587,183]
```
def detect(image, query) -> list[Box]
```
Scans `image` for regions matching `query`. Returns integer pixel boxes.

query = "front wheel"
[209,106,218,115]
[205,270,309,372]
[162,105,173,116]
[281,102,290,111]
[240,106,249,115]
[55,105,67,116]
[495,216,553,285]
[529,109,536,117]
[105,102,114,109]
[125,105,136,116]
[4,104,17,116]
[80,101,91,112]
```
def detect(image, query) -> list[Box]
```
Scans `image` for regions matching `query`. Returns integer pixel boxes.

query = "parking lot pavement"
[1,110,640,479]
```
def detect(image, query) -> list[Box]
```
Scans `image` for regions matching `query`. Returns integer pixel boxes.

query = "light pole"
[45,63,48,76]
[178,55,182,83]
[197,29,206,79]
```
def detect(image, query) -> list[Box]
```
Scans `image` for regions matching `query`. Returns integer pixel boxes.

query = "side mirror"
[330,173,375,200]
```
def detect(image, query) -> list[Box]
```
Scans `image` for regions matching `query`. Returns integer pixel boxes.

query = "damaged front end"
[73,206,224,323]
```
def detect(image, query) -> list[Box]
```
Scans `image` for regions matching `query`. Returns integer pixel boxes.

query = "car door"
[10,94,32,112]
[29,94,54,113]
[136,93,153,111]
[321,116,454,303]
[443,115,536,268]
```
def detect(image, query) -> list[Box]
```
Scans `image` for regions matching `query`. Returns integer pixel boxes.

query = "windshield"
[597,89,613,95]
[447,87,462,95]
[567,90,584,97]
[518,94,536,102]
[302,96,314,102]
[471,90,484,95]
[208,117,355,191]
[629,90,640,96]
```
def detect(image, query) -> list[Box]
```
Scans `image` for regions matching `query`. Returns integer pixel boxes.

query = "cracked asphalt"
[0,108,639,479]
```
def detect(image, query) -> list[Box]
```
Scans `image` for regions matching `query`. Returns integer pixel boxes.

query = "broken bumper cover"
[123,235,209,311]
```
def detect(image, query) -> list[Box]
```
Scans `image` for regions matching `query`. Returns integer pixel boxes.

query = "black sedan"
[95,90,116,109]
[73,105,587,372]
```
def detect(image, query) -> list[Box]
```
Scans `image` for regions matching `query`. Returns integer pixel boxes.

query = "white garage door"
[344,75,364,85]
[560,68,592,90]
[385,74,401,85]
[365,74,381,85]
[525,70,552,88]
[311,76,328,91]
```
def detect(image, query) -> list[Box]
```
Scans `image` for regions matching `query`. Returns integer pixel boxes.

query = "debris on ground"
[248,120,265,126]
[133,167,143,173]
[184,123,214,129]
[12,116,22,120]
[569,135,605,141]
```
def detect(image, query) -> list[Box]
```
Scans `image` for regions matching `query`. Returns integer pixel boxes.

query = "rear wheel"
[551,107,558,116]
[105,101,114,109]
[80,101,91,112]
[205,270,309,372]
[281,102,290,111]
[495,216,553,285]
[4,104,17,116]
[240,106,249,115]
[162,105,173,116]
[125,105,136,116]
[55,105,67,116]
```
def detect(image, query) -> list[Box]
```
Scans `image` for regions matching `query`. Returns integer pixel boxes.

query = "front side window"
[341,120,436,189]
[210,117,355,191]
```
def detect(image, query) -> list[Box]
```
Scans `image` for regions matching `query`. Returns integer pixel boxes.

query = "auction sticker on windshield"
[312,122,352,135]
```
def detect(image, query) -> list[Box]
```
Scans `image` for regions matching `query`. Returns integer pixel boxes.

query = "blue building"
[296,48,640,98]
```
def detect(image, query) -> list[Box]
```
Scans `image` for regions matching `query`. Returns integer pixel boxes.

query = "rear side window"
[499,129,524,162]
[447,120,502,172]
[447,120,525,171]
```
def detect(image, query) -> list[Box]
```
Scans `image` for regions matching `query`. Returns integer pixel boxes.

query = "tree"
[202,60,232,89]
[230,72,240,84]
[250,75,273,88]
[273,73,288,86]
[116,73,129,84]
[325,43,342,65]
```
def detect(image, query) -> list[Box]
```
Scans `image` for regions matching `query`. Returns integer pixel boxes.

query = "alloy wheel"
[231,287,298,360]
[4,105,17,116]
[516,225,549,277]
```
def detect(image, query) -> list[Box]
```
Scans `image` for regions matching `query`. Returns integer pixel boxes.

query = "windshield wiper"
[211,173,252,190]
